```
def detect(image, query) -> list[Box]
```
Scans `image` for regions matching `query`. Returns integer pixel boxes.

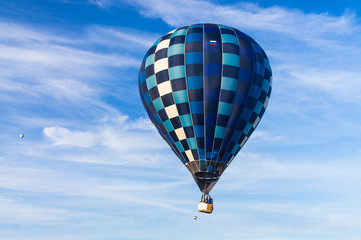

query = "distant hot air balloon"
[138,23,272,213]
[20,134,24,139]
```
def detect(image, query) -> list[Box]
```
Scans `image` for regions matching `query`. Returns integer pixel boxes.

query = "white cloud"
[42,115,165,150]
[86,25,157,50]
[250,130,288,143]
[0,197,70,225]
[43,126,98,148]
[98,0,357,46]
[0,21,143,109]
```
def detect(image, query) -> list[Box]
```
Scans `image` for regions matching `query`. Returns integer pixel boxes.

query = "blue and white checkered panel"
[140,31,189,165]
[185,24,205,170]
[164,28,198,164]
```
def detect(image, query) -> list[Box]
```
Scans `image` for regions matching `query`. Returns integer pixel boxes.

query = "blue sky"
[1,0,361,239]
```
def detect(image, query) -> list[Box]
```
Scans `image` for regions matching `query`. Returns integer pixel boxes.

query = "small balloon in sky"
[20,134,24,139]
[193,216,197,220]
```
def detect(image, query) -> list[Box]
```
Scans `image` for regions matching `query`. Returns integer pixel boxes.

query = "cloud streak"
[94,0,358,44]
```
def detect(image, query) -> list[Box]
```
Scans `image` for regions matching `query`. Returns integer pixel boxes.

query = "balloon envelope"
[139,24,272,193]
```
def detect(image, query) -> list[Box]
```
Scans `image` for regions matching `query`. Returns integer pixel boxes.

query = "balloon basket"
[198,194,213,214]
[198,202,213,213]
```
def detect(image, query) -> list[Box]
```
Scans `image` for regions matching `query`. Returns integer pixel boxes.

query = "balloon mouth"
[192,172,220,194]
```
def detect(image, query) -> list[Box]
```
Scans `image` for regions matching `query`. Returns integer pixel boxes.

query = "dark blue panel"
[205,101,218,114]
[155,70,169,84]
[239,56,252,69]
[259,90,267,103]
[230,104,243,117]
[233,28,250,41]
[148,87,160,100]
[185,42,203,52]
[187,27,203,34]
[220,89,236,103]
[188,89,203,101]
[205,136,214,149]
[186,64,203,76]
[204,24,219,32]
[169,54,185,67]
[238,69,252,83]
[184,126,195,138]
[233,92,247,106]
[147,103,156,116]
[227,116,239,129]
[223,128,236,142]
[223,43,239,54]
[170,35,185,45]
[162,33,173,40]
[249,112,258,123]
[205,114,217,125]
[245,96,257,109]
[159,123,168,134]
[204,64,222,76]
[176,102,191,115]
[161,93,175,107]
[192,114,204,125]
[170,116,182,128]
[139,60,145,72]
[140,81,148,95]
[145,65,154,78]
[220,28,234,35]
[204,52,222,63]
[181,139,190,151]
[155,48,168,61]
[196,137,205,148]
[217,114,229,127]
[255,52,264,63]
[220,139,230,150]
[205,89,220,101]
[241,108,253,121]
[191,149,200,159]
[146,45,157,57]
[235,119,247,131]
[237,80,251,94]
[158,108,168,121]
[171,78,187,91]
[223,65,239,79]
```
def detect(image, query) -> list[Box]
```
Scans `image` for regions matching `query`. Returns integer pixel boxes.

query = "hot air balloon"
[138,23,272,213]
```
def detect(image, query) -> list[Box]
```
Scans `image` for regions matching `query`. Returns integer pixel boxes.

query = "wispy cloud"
[42,119,164,150]
[0,20,155,135]
[93,0,358,45]
[85,25,157,50]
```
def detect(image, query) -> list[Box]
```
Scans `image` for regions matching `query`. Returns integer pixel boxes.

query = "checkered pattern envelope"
[139,24,272,193]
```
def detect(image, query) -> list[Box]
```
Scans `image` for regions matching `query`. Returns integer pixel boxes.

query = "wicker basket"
[198,201,213,213]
